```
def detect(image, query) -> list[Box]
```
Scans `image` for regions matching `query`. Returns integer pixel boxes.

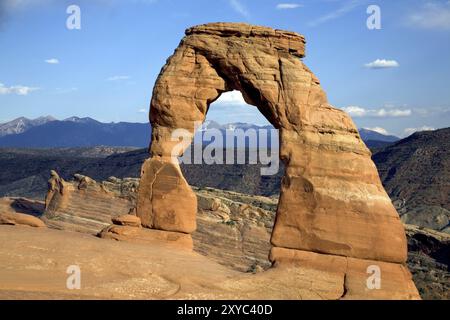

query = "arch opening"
[179,89,283,272]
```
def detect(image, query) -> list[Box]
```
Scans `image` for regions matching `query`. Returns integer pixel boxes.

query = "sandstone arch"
[137,23,410,271]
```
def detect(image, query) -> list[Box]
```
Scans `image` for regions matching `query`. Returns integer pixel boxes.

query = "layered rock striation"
[42,171,136,233]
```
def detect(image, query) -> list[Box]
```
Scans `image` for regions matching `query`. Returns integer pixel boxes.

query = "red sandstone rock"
[137,158,197,233]
[0,197,46,228]
[42,173,136,234]
[98,225,193,250]
[112,214,141,227]
[270,247,420,300]
[136,22,408,265]
[0,211,46,228]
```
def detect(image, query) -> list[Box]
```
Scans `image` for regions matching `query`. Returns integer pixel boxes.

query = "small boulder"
[0,212,46,228]
[111,214,141,227]
[197,194,231,214]
[98,225,193,250]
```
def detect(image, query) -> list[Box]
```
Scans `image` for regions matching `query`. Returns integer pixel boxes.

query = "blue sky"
[0,0,449,137]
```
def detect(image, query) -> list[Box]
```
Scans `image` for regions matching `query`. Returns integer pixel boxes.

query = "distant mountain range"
[0,117,150,148]
[0,116,399,148]
[0,116,57,137]
[358,128,400,148]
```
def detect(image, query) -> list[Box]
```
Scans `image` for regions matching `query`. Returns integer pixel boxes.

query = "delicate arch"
[137,23,408,264]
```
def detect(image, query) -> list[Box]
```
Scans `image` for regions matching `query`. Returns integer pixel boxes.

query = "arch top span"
[185,22,306,58]
[149,22,343,139]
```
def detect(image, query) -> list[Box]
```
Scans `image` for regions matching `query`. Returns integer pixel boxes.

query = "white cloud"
[229,0,249,18]
[365,59,399,69]
[138,108,148,113]
[342,106,366,117]
[406,1,450,31]
[373,108,412,117]
[363,127,389,135]
[0,83,39,95]
[342,106,412,118]
[276,3,303,10]
[308,0,362,27]
[107,75,130,81]
[403,126,435,136]
[375,108,411,117]
[45,58,59,64]
[213,90,250,106]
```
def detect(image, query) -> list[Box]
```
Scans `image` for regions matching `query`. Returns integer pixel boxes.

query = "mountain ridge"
[0,116,57,137]
[0,116,400,148]
[373,127,450,233]
[359,128,400,142]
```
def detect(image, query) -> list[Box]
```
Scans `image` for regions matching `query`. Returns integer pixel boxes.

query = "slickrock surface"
[99,225,193,250]
[0,225,402,300]
[137,22,408,266]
